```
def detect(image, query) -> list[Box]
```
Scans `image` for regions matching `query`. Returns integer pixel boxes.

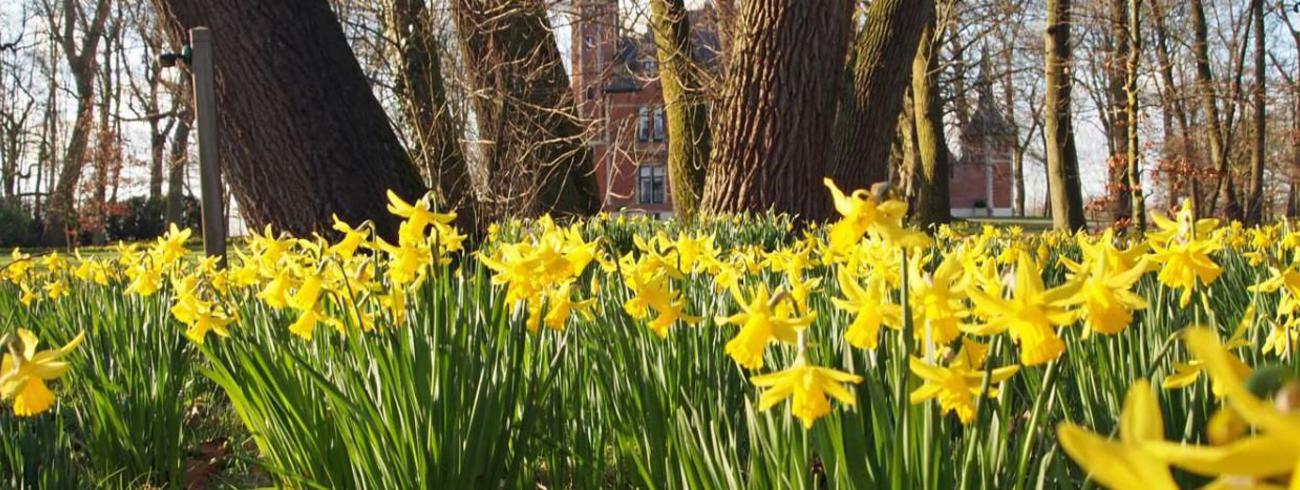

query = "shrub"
[105,196,201,242]
[0,197,40,248]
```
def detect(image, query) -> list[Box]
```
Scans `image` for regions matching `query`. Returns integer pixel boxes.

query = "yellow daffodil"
[154,224,192,266]
[909,252,971,346]
[1162,310,1254,394]
[328,215,370,260]
[1143,329,1300,487]
[750,358,863,429]
[823,178,929,252]
[43,280,68,300]
[909,354,1019,424]
[172,293,235,345]
[0,330,86,416]
[1056,380,1178,490]
[18,283,38,307]
[832,269,901,350]
[1060,231,1150,336]
[966,252,1079,366]
[717,285,814,369]
[124,264,164,297]
[5,248,31,284]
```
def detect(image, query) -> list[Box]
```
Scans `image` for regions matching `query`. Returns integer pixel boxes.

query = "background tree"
[828,0,931,191]
[909,1,950,226]
[702,0,853,219]
[1244,0,1265,224]
[452,0,599,219]
[649,0,710,220]
[1124,0,1145,230]
[41,0,112,245]
[150,0,427,239]
[380,0,476,229]
[1045,0,1087,230]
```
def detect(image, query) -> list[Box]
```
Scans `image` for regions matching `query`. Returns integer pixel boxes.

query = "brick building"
[571,3,1013,219]
[569,2,719,218]
[951,60,1015,217]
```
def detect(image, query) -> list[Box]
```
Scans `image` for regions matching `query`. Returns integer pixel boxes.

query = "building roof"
[602,8,722,93]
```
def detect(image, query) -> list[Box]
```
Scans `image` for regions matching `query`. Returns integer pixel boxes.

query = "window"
[638,166,666,204]
[652,107,666,142]
[637,107,651,142]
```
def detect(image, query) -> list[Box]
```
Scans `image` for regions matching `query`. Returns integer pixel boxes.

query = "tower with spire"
[951,49,1015,217]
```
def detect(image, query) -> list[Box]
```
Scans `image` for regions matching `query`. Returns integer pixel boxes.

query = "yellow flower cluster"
[9,177,1300,435]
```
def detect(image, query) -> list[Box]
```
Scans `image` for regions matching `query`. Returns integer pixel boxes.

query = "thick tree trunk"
[828,0,931,191]
[1125,0,1145,230]
[910,8,949,227]
[452,0,599,219]
[701,0,853,220]
[1245,0,1266,224]
[1044,0,1087,231]
[382,0,476,229]
[650,0,710,221]
[151,0,427,239]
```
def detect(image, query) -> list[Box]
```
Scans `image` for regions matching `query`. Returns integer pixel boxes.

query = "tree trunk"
[1245,0,1266,223]
[166,105,192,227]
[43,0,113,246]
[151,0,427,239]
[1044,0,1087,231]
[1150,0,1192,207]
[650,0,710,221]
[910,7,949,227]
[827,0,931,191]
[1190,0,1239,220]
[897,88,918,202]
[382,0,476,230]
[701,0,853,220]
[1002,29,1025,217]
[1125,0,1145,230]
[1106,0,1132,223]
[452,0,599,219]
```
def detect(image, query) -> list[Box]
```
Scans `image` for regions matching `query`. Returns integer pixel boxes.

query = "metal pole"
[190,27,226,265]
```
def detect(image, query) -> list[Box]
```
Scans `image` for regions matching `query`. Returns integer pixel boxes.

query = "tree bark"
[381,0,476,230]
[1106,0,1132,222]
[650,0,710,221]
[701,0,853,220]
[1150,0,1192,206]
[1190,0,1240,220]
[910,7,949,227]
[43,0,113,246]
[452,0,599,219]
[1044,0,1087,231]
[151,0,427,239]
[1245,0,1266,223]
[1125,0,1145,230]
[166,91,192,227]
[828,0,931,191]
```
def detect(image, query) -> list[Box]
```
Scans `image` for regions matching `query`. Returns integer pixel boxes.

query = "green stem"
[958,336,1005,490]
[892,248,914,489]
[1013,358,1061,490]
